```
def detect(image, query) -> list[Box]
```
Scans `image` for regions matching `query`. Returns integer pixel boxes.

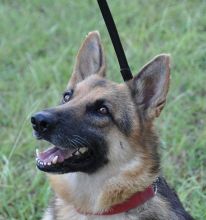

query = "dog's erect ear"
[130,54,170,119]
[67,31,106,89]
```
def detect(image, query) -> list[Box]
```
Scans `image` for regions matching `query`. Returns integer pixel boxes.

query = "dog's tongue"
[36,146,73,163]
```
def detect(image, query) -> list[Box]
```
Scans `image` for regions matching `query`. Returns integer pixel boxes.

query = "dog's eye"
[96,106,109,115]
[88,100,110,116]
[63,90,73,103]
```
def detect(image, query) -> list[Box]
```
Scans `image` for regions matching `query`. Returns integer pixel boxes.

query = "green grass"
[0,0,205,219]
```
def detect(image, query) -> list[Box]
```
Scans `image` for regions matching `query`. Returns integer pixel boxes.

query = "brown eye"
[97,106,108,115]
[63,90,73,103]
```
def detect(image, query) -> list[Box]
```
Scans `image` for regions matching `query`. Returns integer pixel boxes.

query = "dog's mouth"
[36,145,92,174]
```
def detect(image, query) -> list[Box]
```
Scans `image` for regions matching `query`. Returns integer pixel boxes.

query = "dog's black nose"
[31,111,56,134]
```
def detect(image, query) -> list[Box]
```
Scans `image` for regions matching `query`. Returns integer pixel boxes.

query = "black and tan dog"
[31,31,193,220]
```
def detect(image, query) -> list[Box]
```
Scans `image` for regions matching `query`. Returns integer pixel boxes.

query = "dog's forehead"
[75,75,121,97]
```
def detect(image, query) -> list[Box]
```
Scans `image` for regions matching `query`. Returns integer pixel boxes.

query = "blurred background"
[0,0,205,219]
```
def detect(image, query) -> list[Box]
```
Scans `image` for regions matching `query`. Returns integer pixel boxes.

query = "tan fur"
[98,131,158,210]
[48,174,72,204]
[68,31,106,90]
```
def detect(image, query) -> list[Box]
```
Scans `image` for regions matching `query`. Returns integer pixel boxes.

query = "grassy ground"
[0,0,205,219]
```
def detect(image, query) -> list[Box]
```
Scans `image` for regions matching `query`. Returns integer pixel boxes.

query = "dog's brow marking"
[92,79,107,88]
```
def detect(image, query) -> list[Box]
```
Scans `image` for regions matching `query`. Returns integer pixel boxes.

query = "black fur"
[157,177,194,220]
[113,110,132,136]
[34,106,109,174]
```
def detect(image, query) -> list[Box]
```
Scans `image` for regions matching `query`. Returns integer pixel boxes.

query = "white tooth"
[74,151,80,156]
[36,149,39,157]
[52,156,58,164]
[40,161,43,165]
[79,147,88,154]
[47,162,51,166]
[44,162,47,166]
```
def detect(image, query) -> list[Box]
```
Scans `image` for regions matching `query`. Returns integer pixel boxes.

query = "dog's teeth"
[79,147,88,154]
[47,162,51,166]
[44,162,47,166]
[40,161,43,165]
[36,149,40,157]
[52,156,58,164]
[74,151,80,156]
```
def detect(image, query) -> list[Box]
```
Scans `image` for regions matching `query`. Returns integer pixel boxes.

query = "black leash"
[97,0,133,81]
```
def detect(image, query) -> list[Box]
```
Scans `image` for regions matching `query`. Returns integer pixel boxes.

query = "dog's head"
[31,31,170,175]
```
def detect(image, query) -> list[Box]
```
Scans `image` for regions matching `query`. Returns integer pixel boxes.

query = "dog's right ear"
[129,54,170,120]
[67,31,106,89]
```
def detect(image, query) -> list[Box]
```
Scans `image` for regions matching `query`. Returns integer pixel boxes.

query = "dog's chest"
[53,199,136,220]
[52,195,174,220]
[58,211,135,220]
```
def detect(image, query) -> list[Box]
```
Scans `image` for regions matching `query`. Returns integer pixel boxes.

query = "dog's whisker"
[70,139,78,149]
[73,139,85,148]
[72,136,87,148]
[73,135,91,147]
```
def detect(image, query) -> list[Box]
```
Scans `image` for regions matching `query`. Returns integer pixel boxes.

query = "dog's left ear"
[68,31,106,89]
[129,54,170,119]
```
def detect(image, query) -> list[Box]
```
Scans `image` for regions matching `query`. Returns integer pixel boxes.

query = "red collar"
[77,185,155,216]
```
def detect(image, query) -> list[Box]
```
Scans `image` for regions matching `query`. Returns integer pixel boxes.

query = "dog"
[31,31,194,220]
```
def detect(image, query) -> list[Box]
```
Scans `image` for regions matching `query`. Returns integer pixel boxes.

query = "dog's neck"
[48,154,158,214]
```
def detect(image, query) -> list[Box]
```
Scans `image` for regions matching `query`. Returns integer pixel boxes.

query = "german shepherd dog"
[31,31,194,220]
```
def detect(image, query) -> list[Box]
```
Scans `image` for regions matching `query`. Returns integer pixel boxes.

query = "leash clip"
[152,177,160,195]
